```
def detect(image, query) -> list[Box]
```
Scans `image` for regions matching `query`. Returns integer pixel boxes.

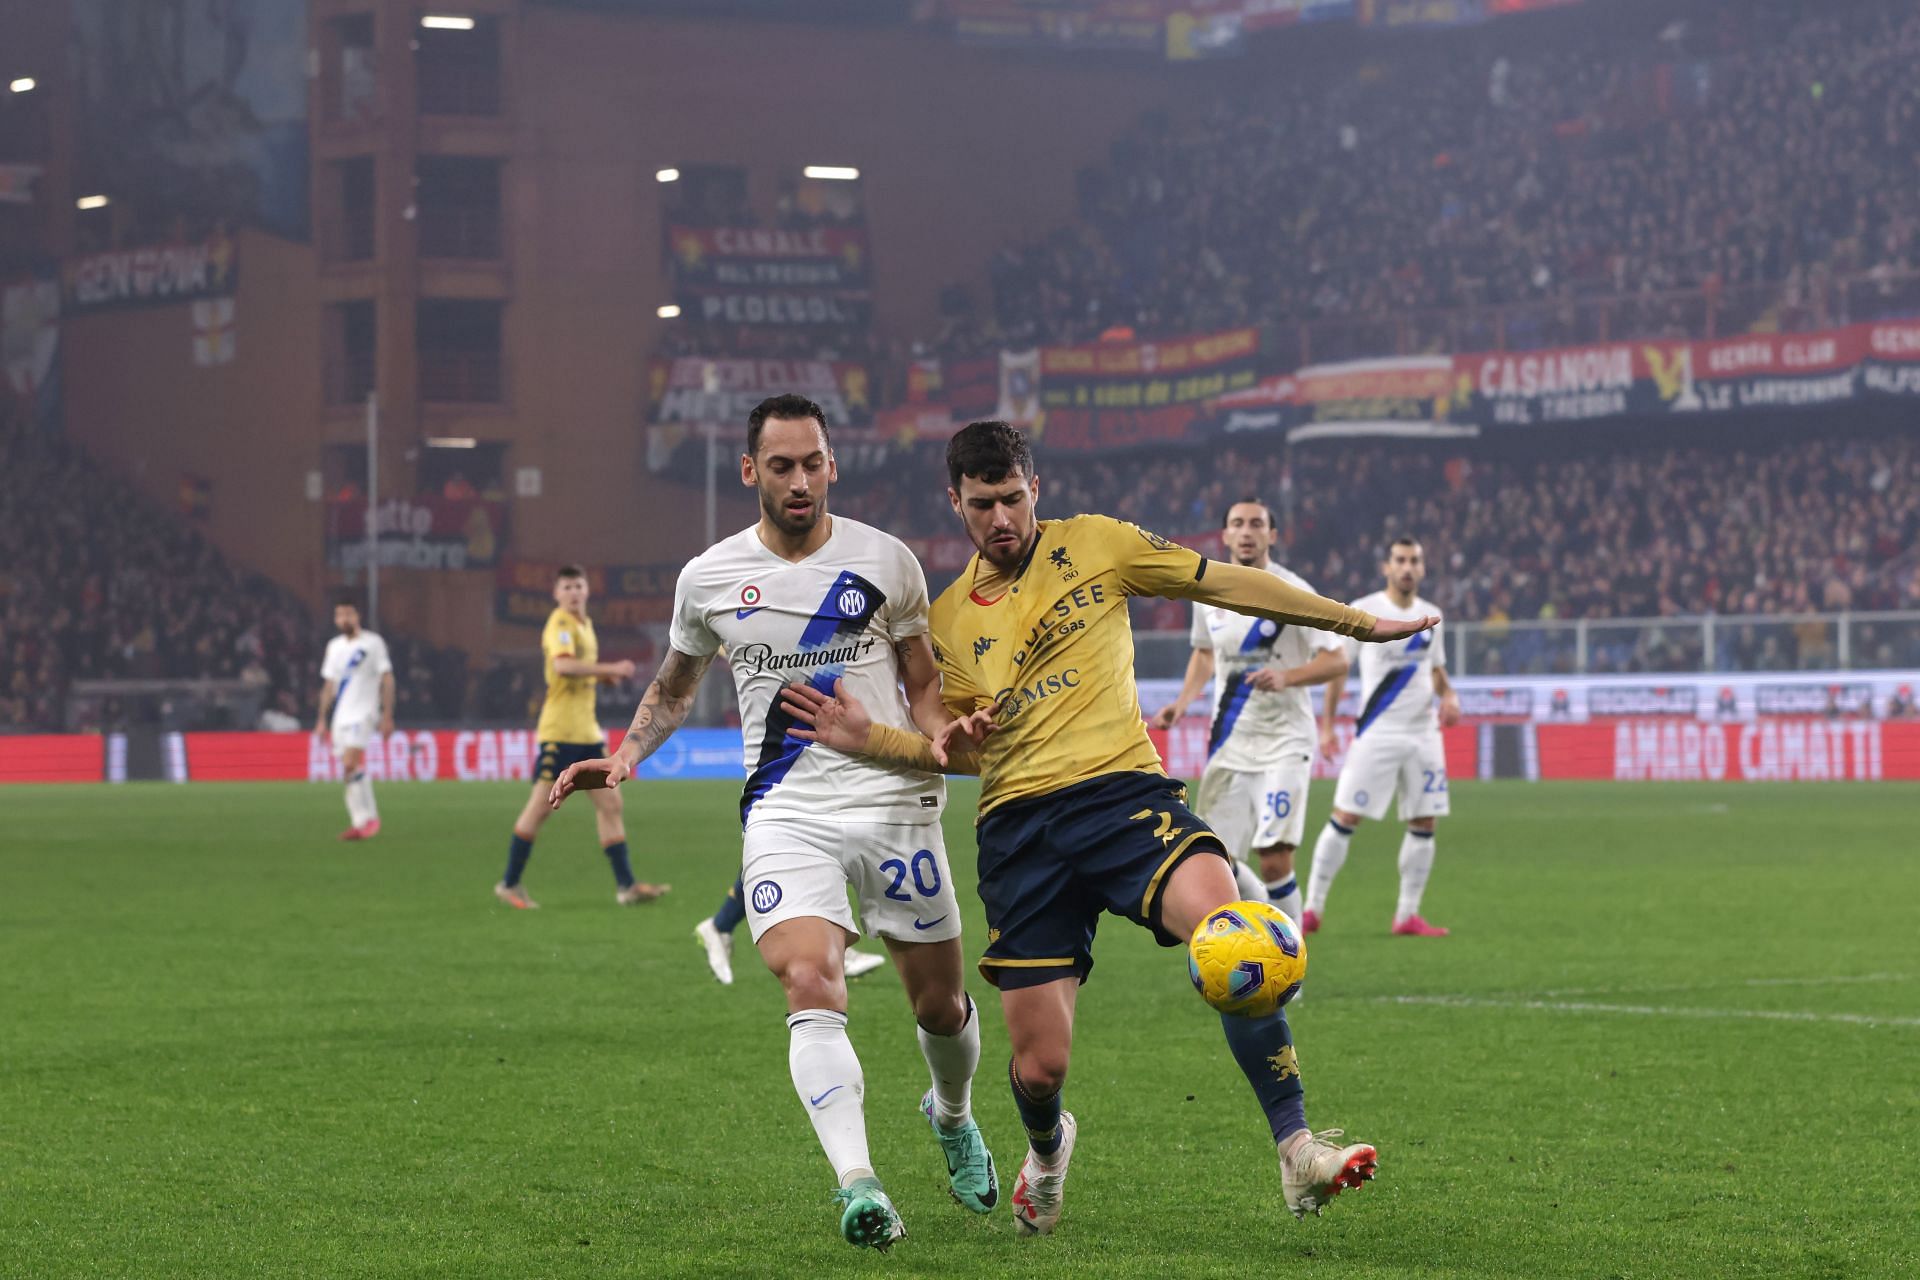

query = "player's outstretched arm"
[1185,560,1438,642]
[549,647,715,807]
[1151,646,1216,729]
[780,673,984,776]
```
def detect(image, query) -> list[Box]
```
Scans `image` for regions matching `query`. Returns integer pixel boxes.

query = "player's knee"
[778,956,845,1010]
[1013,1045,1069,1098]
[1332,809,1362,828]
[913,988,967,1037]
[1408,818,1437,835]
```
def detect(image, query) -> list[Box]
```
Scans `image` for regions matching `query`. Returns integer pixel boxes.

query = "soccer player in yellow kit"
[494,565,670,909]
[784,422,1437,1234]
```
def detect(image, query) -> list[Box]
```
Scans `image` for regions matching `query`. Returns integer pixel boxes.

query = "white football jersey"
[320,631,392,729]
[1190,562,1332,769]
[1340,591,1445,738]
[669,516,945,825]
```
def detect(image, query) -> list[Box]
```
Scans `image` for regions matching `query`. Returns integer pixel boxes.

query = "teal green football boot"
[833,1177,906,1251]
[921,1090,1000,1213]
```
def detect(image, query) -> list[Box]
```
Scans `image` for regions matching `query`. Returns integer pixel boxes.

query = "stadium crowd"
[837,428,1920,672]
[926,0,1920,360]
[0,414,466,732]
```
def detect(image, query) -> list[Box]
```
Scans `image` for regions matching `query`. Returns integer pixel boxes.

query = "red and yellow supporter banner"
[1039,326,1261,452]
[1456,321,1920,428]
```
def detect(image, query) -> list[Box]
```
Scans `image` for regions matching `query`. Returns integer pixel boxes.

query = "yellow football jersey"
[930,514,1208,815]
[535,607,602,744]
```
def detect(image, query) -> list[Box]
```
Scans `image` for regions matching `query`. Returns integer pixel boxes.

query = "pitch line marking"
[1375,993,1920,1029]
[1535,972,1910,999]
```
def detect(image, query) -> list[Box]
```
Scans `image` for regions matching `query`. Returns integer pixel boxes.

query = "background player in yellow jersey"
[494,565,671,909]
[783,421,1436,1236]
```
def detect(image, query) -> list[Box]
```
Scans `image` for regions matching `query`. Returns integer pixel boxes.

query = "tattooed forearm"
[617,649,715,765]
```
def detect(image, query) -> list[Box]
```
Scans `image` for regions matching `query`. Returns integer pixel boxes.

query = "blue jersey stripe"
[1354,664,1419,736]
[740,570,889,823]
[1208,671,1256,758]
[334,648,367,698]
[1238,619,1281,654]
[739,668,841,824]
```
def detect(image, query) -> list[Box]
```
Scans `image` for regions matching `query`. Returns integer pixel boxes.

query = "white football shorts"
[1332,729,1451,822]
[741,812,963,946]
[330,715,377,758]
[1195,751,1313,855]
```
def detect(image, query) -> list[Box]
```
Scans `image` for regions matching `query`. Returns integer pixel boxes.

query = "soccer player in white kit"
[313,600,394,841]
[548,395,995,1252]
[1150,500,1347,927]
[1304,536,1461,937]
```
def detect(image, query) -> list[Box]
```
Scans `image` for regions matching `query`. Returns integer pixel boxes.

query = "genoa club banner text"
[647,357,873,426]
[1460,321,1920,428]
[667,226,871,327]
[325,496,507,571]
[66,234,239,311]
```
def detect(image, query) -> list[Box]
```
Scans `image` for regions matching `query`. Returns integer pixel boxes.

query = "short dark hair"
[556,564,586,581]
[331,595,361,612]
[946,420,1033,491]
[1387,535,1423,556]
[747,394,830,457]
[1221,497,1275,528]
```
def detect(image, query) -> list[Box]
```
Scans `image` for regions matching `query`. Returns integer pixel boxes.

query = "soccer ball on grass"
[1188,900,1306,1017]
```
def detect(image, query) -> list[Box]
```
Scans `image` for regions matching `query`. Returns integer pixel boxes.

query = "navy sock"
[1009,1057,1064,1156]
[712,876,747,934]
[602,841,635,889]
[1221,1009,1308,1145]
[503,834,533,886]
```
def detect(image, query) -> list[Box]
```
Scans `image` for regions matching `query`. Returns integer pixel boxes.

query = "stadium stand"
[929,0,1920,358]
[0,407,466,731]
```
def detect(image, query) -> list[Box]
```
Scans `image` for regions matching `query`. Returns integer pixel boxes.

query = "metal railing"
[1133,611,1920,681]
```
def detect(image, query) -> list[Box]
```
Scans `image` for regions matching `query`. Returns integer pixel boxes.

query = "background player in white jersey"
[1151,499,1347,927]
[1304,536,1461,937]
[548,395,995,1252]
[313,600,393,841]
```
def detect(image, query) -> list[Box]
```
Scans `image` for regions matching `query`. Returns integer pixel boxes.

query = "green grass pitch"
[3,780,1916,1279]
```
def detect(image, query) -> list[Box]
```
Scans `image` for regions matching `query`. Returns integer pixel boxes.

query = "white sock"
[787,1009,872,1187]
[1267,875,1304,926]
[344,772,369,827]
[917,995,980,1129]
[353,774,378,823]
[1306,820,1354,914]
[1396,829,1436,922]
[1232,857,1267,902]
